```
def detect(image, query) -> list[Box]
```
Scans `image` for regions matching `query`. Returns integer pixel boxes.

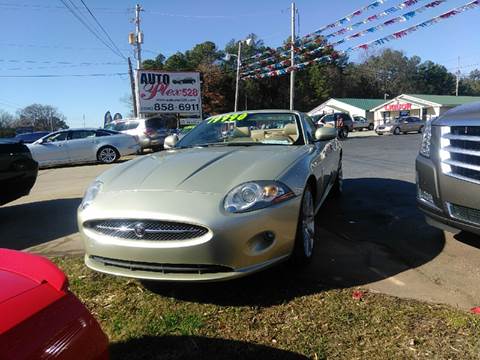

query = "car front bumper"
[78,190,301,281]
[416,155,480,236]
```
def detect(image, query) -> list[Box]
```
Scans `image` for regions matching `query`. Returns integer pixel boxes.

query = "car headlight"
[224,181,295,213]
[420,120,432,158]
[79,180,103,210]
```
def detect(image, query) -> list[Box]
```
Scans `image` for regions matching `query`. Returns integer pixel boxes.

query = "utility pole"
[455,56,460,96]
[134,4,143,70]
[234,41,242,112]
[289,2,296,111]
[128,57,138,117]
[83,114,85,128]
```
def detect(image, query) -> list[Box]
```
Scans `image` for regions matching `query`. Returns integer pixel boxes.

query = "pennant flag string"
[348,0,479,51]
[322,0,432,40]
[329,0,447,46]
[241,0,479,80]
[311,0,389,36]
[242,0,427,68]
[242,0,446,75]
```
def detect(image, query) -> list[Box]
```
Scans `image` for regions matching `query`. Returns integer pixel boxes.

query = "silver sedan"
[28,128,139,168]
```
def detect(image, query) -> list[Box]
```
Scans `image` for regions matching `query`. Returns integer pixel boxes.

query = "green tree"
[416,61,456,95]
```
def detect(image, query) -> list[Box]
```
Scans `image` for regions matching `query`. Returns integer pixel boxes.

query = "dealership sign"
[137,70,202,114]
[384,103,412,111]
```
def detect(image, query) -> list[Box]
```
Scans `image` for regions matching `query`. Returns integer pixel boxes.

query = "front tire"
[368,123,374,131]
[292,186,316,265]
[393,127,401,135]
[97,146,119,164]
[418,126,424,134]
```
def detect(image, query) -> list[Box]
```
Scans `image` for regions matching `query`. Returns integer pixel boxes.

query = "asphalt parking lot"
[1,134,479,310]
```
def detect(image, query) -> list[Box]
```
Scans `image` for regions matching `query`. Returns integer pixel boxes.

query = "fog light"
[417,185,441,211]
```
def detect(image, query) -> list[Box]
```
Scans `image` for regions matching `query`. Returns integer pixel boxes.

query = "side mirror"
[315,127,337,141]
[163,134,179,149]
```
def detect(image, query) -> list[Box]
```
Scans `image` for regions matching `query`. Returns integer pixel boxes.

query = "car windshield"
[176,112,302,148]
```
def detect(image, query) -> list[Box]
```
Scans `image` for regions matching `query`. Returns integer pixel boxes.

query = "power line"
[78,0,126,59]
[58,0,126,60]
[0,72,128,78]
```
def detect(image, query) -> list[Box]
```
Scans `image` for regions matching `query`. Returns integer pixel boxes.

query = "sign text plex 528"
[137,70,202,114]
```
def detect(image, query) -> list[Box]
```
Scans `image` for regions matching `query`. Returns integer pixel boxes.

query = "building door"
[421,108,428,121]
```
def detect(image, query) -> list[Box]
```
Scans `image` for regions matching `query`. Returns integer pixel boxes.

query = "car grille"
[440,126,480,184]
[448,203,480,226]
[90,256,232,274]
[84,219,209,241]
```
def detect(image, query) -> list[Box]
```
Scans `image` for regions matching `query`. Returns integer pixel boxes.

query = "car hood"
[98,145,308,194]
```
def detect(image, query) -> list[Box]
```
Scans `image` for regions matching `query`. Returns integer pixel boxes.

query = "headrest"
[283,123,298,136]
[231,127,251,137]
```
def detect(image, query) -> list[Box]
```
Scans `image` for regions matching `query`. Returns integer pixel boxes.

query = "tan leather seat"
[231,127,251,138]
[283,123,299,142]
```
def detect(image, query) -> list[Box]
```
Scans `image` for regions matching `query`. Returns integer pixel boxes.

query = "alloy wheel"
[99,147,117,163]
[301,190,315,258]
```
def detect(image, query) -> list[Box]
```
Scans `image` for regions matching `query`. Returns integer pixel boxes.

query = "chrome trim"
[417,196,442,211]
[443,159,480,172]
[440,126,480,184]
[443,146,480,157]
[443,133,480,142]
[95,225,198,234]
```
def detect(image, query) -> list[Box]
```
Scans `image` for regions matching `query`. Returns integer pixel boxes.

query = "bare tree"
[16,104,68,131]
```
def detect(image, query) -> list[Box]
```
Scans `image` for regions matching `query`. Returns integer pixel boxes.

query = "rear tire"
[97,146,119,164]
[418,126,424,134]
[292,186,316,265]
[368,123,374,131]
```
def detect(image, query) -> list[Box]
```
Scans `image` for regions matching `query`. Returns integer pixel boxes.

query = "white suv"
[105,116,177,152]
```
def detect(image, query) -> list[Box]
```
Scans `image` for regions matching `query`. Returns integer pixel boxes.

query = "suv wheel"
[368,123,374,131]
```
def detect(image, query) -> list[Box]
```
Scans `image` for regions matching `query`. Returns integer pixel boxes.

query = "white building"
[308,98,386,121]
[371,94,480,125]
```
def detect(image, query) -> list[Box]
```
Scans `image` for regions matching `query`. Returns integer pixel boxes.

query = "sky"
[0,0,478,128]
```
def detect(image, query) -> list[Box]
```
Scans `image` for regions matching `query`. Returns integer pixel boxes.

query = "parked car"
[14,131,50,144]
[28,128,139,168]
[78,110,343,282]
[352,116,374,131]
[0,249,109,359]
[416,102,480,235]
[0,139,38,205]
[376,116,425,135]
[105,116,177,152]
[172,77,196,84]
[315,113,354,138]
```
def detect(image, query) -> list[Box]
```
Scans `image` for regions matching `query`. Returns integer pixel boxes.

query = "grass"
[54,256,480,360]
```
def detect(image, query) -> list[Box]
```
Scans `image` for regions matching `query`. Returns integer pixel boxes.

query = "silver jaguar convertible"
[78,110,343,281]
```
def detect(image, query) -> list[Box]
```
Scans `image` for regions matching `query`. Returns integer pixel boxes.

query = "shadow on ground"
[109,335,308,360]
[0,198,81,249]
[144,177,445,306]
[454,231,480,249]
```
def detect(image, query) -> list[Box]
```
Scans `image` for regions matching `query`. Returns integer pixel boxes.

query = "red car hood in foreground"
[0,249,108,360]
